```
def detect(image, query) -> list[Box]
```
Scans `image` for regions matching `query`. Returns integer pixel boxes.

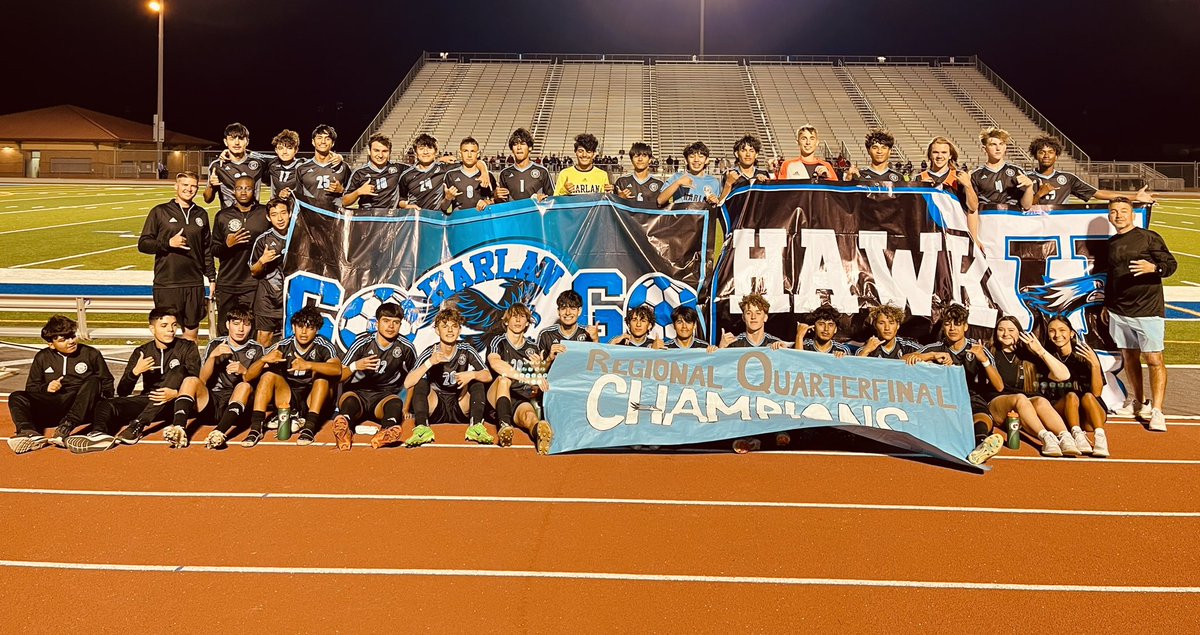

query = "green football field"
[1,183,1199,360]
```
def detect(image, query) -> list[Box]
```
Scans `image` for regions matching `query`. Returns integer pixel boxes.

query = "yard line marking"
[59,265,83,270]
[115,265,136,271]
[0,214,142,235]
[0,197,162,216]
[1157,223,1200,234]
[9,244,139,268]
[1,487,1197,517]
[1183,281,1200,287]
[1183,221,1195,225]
[1,559,1198,593]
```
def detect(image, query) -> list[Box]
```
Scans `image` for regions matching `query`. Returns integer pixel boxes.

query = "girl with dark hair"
[1041,316,1110,457]
[986,316,1080,457]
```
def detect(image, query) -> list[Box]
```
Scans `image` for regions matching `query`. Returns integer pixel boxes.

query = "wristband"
[980,360,991,368]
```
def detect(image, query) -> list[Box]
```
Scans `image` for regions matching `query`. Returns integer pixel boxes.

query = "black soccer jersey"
[1030,170,1097,205]
[991,347,1039,395]
[297,159,351,211]
[666,337,710,349]
[444,165,492,211]
[498,162,553,201]
[250,228,287,295]
[619,335,655,348]
[346,163,407,210]
[489,333,542,399]
[972,163,1027,206]
[265,336,338,387]
[536,324,593,356]
[415,342,487,395]
[267,157,304,198]
[1038,350,1094,401]
[724,167,773,190]
[856,167,905,185]
[864,338,922,360]
[208,157,269,208]
[204,336,265,393]
[342,332,418,392]
[212,205,271,291]
[801,339,851,355]
[116,339,202,397]
[918,339,996,399]
[399,163,450,211]
[614,174,665,209]
[726,332,785,348]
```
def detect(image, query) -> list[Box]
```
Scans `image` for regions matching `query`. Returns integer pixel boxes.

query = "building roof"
[0,105,213,147]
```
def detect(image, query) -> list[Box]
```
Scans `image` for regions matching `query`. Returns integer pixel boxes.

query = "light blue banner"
[544,342,977,467]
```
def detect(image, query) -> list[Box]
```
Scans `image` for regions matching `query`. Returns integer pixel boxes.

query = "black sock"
[381,398,405,428]
[172,395,195,427]
[497,396,513,426]
[216,403,244,434]
[973,420,991,443]
[250,410,266,432]
[339,395,363,424]
[468,382,486,424]
[413,380,431,427]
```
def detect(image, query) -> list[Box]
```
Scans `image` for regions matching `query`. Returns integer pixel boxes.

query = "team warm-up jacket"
[26,345,115,398]
[137,200,216,288]
[116,339,202,397]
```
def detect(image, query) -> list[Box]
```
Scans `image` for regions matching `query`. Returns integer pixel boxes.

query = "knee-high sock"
[496,396,513,427]
[172,395,195,427]
[468,382,486,424]
[381,398,405,428]
[413,380,431,427]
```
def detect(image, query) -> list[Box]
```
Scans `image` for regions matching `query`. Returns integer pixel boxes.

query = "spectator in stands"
[7,315,113,454]
[296,124,351,212]
[138,170,214,342]
[615,142,664,209]
[553,133,613,196]
[846,129,905,184]
[796,305,850,356]
[915,137,981,243]
[343,133,407,210]
[212,175,270,336]
[1105,196,1176,431]
[1027,135,1156,205]
[496,128,553,202]
[777,125,839,181]
[1041,316,1109,453]
[444,136,494,213]
[205,123,268,209]
[249,197,291,346]
[856,304,922,359]
[658,141,722,209]
[720,134,772,201]
[399,134,454,211]
[972,128,1035,210]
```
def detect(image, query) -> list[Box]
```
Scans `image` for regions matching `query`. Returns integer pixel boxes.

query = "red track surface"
[3,408,1199,633]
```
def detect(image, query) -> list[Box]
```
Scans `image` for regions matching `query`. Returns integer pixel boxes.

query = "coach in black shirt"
[137,171,215,341]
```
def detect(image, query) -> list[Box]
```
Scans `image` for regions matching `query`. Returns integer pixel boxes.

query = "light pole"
[699,0,705,59]
[149,1,164,178]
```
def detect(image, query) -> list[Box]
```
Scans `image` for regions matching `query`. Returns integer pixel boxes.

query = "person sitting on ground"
[487,303,554,454]
[1040,316,1110,457]
[402,305,493,448]
[536,290,598,367]
[331,302,419,451]
[795,304,850,357]
[856,304,922,360]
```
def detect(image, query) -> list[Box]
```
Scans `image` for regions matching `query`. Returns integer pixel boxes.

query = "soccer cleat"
[7,434,48,455]
[204,430,227,450]
[1149,409,1167,432]
[65,431,116,454]
[265,414,280,430]
[1057,430,1082,457]
[732,437,761,454]
[404,424,435,447]
[162,425,189,449]
[967,433,1005,465]
[496,424,515,448]
[465,422,494,445]
[370,425,405,449]
[240,428,264,448]
[332,414,352,451]
[1039,431,1063,457]
[115,422,145,445]
[1071,428,1094,455]
[534,420,553,455]
[1092,429,1110,458]
[47,424,74,448]
[296,428,315,446]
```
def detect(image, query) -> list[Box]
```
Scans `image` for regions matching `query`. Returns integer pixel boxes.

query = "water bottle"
[1004,410,1020,450]
[277,407,293,441]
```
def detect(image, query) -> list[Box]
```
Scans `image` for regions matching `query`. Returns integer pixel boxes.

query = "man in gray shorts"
[1104,196,1176,431]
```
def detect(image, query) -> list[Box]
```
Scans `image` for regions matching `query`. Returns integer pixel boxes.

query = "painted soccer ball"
[333,284,422,351]
[625,274,699,335]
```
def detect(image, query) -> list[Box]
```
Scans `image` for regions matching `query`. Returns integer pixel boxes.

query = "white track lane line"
[0,559,1197,593]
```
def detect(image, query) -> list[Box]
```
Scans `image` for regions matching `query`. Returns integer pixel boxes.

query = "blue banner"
[544,341,979,468]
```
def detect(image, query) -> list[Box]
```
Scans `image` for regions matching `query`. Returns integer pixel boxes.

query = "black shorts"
[430,390,468,424]
[199,389,233,421]
[254,287,283,333]
[153,286,206,330]
[345,388,401,418]
[216,287,256,336]
[485,393,538,421]
[970,394,990,417]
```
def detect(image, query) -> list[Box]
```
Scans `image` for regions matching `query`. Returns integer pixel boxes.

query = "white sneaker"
[1040,431,1063,457]
[7,434,48,455]
[1058,430,1082,456]
[1092,429,1110,458]
[1114,398,1152,418]
[162,425,189,449]
[1071,428,1094,455]
[1149,409,1167,432]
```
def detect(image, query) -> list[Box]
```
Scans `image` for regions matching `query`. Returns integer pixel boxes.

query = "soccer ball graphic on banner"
[333,284,423,350]
[625,274,699,338]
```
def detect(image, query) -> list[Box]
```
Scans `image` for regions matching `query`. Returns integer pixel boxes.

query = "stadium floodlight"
[148,1,164,179]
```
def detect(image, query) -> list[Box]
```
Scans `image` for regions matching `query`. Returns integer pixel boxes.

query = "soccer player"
[7,316,113,454]
[796,305,850,357]
[204,123,268,208]
[1105,196,1177,431]
[657,141,722,209]
[914,137,981,242]
[614,142,664,209]
[971,128,1035,210]
[846,130,905,184]
[296,124,351,212]
[553,133,613,196]
[267,129,304,200]
[856,304,922,359]
[487,304,554,453]
[1041,317,1108,454]
[398,134,454,211]
[212,176,270,336]
[343,133,406,210]
[137,171,215,342]
[444,137,494,212]
[903,304,1005,465]
[719,293,792,349]
[719,134,772,201]
[249,198,290,346]
[537,290,598,365]
[65,307,202,453]
[665,305,713,350]
[330,302,419,451]
[609,305,663,348]
[243,306,341,447]
[1028,135,1156,205]
[167,303,265,450]
[495,128,553,202]
[776,125,839,181]
[402,305,493,447]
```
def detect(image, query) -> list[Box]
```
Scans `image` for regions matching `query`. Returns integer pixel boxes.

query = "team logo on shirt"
[392,347,404,358]
[888,174,900,182]
[169,359,181,369]
[389,166,398,174]
[1056,175,1068,185]
[1005,168,1015,177]
[457,354,466,366]
[246,349,257,359]
[74,362,88,373]
[229,219,243,232]
[194,217,204,227]
[249,160,260,170]
[649,182,660,191]
[531,169,541,178]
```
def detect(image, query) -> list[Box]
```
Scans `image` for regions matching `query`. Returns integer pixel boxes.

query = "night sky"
[7,0,1198,160]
